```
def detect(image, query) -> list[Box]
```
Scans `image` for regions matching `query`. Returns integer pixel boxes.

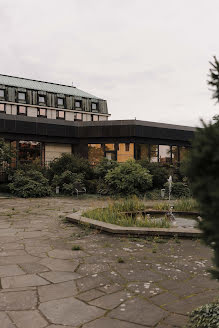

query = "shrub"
[9,170,51,198]
[52,170,85,195]
[139,160,169,189]
[48,153,93,181]
[94,158,118,179]
[105,160,152,195]
[166,181,191,198]
[0,138,15,166]
[188,302,219,328]
[186,120,219,279]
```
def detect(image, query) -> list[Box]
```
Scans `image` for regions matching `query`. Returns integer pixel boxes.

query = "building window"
[159,145,171,163]
[136,144,149,161]
[57,98,64,106]
[150,145,159,162]
[75,113,82,121]
[56,110,65,120]
[172,146,179,163]
[75,100,82,108]
[38,95,45,104]
[18,141,41,165]
[88,144,104,165]
[18,92,26,101]
[92,115,99,121]
[0,104,5,112]
[37,108,47,118]
[91,103,98,112]
[0,89,5,98]
[125,143,130,152]
[17,106,27,115]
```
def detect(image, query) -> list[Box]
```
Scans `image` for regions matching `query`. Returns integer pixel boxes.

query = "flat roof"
[0,74,102,100]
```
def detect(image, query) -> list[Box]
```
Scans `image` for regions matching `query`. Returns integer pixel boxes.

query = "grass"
[83,198,171,228]
[149,198,199,212]
[72,245,82,251]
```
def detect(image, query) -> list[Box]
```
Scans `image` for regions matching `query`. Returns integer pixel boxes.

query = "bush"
[52,170,85,195]
[138,160,169,189]
[167,181,191,198]
[9,170,51,198]
[94,158,118,179]
[105,160,153,195]
[186,120,219,279]
[188,302,219,328]
[48,153,93,181]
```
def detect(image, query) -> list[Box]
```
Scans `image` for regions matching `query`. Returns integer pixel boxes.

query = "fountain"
[166,176,176,222]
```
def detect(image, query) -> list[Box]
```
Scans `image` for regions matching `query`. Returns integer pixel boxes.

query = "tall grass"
[83,198,171,228]
[152,198,198,212]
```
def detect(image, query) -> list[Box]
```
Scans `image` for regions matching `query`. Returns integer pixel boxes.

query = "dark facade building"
[0,74,195,166]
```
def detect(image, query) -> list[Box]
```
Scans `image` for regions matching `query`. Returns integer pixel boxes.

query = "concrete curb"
[66,211,202,238]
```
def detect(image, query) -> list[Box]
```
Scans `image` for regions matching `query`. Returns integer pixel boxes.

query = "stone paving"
[0,197,218,328]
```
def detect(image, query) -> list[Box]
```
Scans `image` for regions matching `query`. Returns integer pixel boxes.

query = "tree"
[208,56,219,103]
[0,138,14,166]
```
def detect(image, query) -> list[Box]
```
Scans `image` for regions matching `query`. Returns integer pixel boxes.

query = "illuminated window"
[39,95,45,104]
[56,110,65,119]
[38,108,47,117]
[18,92,26,101]
[0,104,5,112]
[17,106,27,115]
[75,100,82,108]
[0,90,5,98]
[57,98,64,106]
[88,144,104,165]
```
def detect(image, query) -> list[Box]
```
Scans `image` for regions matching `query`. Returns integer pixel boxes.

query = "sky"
[0,0,219,127]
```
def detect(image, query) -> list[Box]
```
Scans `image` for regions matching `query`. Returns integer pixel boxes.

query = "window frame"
[17,106,27,116]
[57,97,64,107]
[56,110,65,120]
[91,102,98,112]
[125,143,130,152]
[18,92,26,102]
[0,89,5,99]
[37,108,47,118]
[0,103,6,113]
[75,100,82,109]
[38,95,46,105]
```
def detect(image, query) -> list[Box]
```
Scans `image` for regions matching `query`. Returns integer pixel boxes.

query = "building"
[0,74,195,166]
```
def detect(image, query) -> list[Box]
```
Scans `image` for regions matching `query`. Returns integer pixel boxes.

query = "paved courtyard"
[0,197,218,328]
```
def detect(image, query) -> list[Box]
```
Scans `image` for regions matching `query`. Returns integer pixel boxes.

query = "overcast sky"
[1,0,219,126]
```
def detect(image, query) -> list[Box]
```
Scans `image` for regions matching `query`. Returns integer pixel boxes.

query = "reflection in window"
[150,145,158,162]
[56,110,65,119]
[172,146,179,163]
[18,92,26,101]
[39,96,45,104]
[92,115,98,121]
[18,141,41,165]
[105,152,116,160]
[75,101,81,108]
[0,104,5,112]
[91,103,98,111]
[17,106,27,115]
[0,90,4,98]
[75,113,82,121]
[117,143,134,162]
[38,108,47,117]
[105,144,114,151]
[88,144,104,165]
[159,145,171,163]
[136,144,149,161]
[180,146,189,161]
[58,98,64,106]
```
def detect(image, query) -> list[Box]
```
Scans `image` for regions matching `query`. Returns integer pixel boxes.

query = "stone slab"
[8,310,48,328]
[1,274,49,289]
[0,290,37,310]
[0,264,25,277]
[39,297,105,326]
[39,258,79,272]
[89,290,129,310]
[83,317,146,328]
[38,281,78,302]
[39,271,80,283]
[0,312,15,328]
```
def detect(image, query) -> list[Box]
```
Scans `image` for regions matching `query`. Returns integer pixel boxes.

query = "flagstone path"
[0,197,218,328]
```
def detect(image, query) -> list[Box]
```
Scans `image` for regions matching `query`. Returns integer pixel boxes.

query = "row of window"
[0,103,101,121]
[0,89,98,111]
